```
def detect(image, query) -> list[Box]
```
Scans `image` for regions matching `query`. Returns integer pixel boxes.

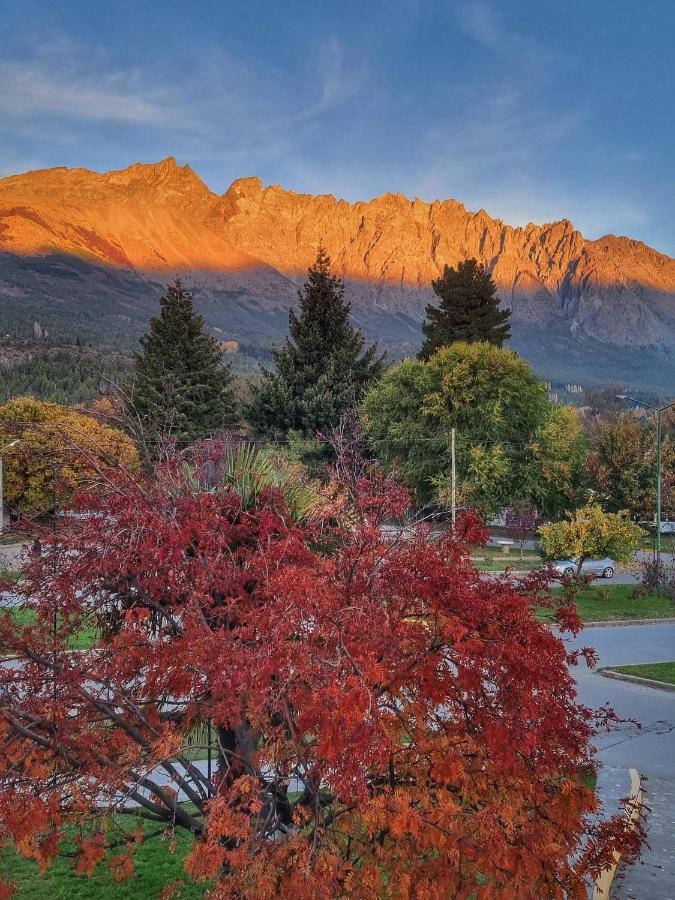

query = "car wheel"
[563,567,575,578]
[603,567,614,579]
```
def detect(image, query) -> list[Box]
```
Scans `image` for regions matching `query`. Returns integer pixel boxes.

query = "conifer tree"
[132,280,237,443]
[419,258,511,359]
[245,248,383,439]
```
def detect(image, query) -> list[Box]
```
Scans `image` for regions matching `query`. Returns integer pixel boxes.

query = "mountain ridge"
[0,157,674,391]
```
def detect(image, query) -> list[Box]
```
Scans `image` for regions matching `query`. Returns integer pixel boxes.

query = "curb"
[582,617,675,628]
[598,668,675,693]
[592,768,642,899]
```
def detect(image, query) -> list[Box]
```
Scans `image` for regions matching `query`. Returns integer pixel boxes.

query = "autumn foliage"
[539,502,643,575]
[0,396,138,515]
[0,450,641,897]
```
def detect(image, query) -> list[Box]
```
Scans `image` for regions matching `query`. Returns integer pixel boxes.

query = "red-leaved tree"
[0,452,640,898]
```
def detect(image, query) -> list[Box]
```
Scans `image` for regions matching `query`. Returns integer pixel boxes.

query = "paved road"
[0,542,26,570]
[565,623,675,898]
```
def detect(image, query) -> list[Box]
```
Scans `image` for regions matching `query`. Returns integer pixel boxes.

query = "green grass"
[606,661,675,685]
[0,815,207,899]
[539,583,675,622]
[0,568,21,583]
[580,769,598,791]
[1,607,100,651]
[0,532,29,545]
[640,533,675,553]
[473,553,543,573]
[474,559,541,572]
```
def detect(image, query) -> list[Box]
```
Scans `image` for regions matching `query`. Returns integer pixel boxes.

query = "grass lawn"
[2,606,99,651]
[0,816,207,899]
[475,559,541,572]
[541,583,675,622]
[473,554,542,572]
[0,567,21,583]
[606,661,675,685]
[0,532,29,546]
[640,533,675,553]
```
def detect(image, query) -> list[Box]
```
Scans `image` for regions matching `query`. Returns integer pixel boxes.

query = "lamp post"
[617,396,675,569]
[0,439,20,532]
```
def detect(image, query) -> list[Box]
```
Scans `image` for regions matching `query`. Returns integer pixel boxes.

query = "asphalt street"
[565,623,675,898]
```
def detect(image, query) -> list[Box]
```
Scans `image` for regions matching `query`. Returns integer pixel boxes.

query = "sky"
[1,0,674,254]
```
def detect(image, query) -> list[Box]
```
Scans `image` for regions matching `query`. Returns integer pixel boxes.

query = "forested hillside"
[0,345,131,404]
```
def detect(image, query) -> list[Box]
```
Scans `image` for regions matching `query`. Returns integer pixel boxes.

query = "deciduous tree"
[0,453,641,897]
[362,341,550,516]
[529,405,589,518]
[539,502,643,575]
[505,504,543,557]
[587,414,674,521]
[0,396,138,515]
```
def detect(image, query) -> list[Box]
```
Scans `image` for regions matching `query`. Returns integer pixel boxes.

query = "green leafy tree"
[529,405,589,518]
[131,280,237,443]
[245,248,383,440]
[587,414,674,521]
[419,259,511,360]
[539,503,643,575]
[362,341,549,516]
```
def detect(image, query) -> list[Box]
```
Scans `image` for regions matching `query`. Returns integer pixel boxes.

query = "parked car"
[552,557,615,578]
[639,520,675,534]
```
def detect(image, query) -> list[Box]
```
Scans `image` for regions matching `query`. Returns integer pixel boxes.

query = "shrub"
[636,558,675,603]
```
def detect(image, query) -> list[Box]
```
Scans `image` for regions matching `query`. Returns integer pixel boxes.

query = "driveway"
[565,623,675,898]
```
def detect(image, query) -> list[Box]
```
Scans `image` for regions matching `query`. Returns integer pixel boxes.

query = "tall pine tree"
[419,258,511,360]
[245,248,383,439]
[132,280,237,444]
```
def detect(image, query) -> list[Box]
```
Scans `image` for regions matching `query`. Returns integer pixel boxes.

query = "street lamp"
[0,439,20,532]
[617,395,675,569]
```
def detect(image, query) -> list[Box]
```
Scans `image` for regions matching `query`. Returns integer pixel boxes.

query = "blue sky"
[1,0,674,254]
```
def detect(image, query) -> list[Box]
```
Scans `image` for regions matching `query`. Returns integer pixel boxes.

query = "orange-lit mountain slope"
[1,158,674,387]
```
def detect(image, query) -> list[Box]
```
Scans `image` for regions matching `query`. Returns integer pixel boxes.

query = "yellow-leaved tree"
[0,397,138,516]
[539,502,643,575]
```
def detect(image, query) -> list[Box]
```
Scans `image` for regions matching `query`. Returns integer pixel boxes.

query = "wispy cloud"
[414,77,581,204]
[409,3,588,227]
[171,35,367,166]
[454,0,555,63]
[0,62,169,123]
[0,30,367,181]
[0,33,174,125]
[456,0,508,51]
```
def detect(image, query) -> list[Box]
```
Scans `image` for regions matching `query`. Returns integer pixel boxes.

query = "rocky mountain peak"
[0,159,674,373]
[225,176,265,197]
[100,157,215,211]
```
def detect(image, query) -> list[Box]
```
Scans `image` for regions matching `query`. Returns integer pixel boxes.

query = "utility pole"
[656,406,663,567]
[618,396,674,571]
[451,427,456,526]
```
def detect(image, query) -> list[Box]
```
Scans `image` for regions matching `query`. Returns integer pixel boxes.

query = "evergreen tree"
[245,248,383,439]
[132,280,237,443]
[419,258,511,360]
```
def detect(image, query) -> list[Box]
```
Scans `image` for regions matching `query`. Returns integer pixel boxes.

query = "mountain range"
[1,156,674,392]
